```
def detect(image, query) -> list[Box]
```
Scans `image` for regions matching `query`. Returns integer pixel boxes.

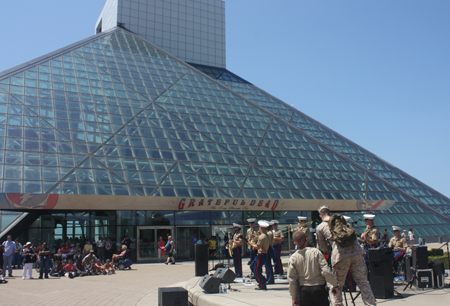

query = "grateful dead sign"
[0,193,395,212]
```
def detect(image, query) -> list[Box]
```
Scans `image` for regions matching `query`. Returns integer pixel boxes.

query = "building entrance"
[137,226,173,261]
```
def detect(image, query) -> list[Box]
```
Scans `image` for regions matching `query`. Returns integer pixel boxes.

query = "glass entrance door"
[137,226,173,261]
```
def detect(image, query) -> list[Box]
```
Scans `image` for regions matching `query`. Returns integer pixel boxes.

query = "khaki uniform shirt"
[288,247,338,299]
[389,237,407,251]
[257,233,270,253]
[232,232,243,249]
[316,217,365,266]
[364,225,380,246]
[272,229,284,245]
[267,230,274,247]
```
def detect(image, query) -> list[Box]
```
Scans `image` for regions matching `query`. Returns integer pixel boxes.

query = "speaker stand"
[343,286,360,306]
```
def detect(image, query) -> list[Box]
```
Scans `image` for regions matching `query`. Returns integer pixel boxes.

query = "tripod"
[403,272,417,291]
[342,273,361,306]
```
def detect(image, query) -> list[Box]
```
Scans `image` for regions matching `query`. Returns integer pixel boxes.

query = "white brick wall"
[95,0,226,68]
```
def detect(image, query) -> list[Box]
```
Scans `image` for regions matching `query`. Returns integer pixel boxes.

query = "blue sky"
[1,0,449,198]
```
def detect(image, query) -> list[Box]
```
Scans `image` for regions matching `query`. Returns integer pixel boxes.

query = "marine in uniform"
[229,223,244,277]
[297,216,310,240]
[265,221,275,284]
[360,214,380,266]
[389,226,408,272]
[246,218,258,275]
[288,230,339,306]
[271,220,284,275]
[249,220,270,290]
[316,205,376,306]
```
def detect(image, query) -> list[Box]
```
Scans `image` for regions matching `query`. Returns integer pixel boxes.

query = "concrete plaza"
[1,253,449,306]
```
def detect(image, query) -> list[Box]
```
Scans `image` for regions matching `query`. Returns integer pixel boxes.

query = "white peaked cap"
[258,220,269,228]
[267,221,274,225]
[271,220,279,224]
[298,216,307,221]
[363,214,376,220]
[233,223,241,228]
[247,218,256,223]
[343,216,351,221]
[392,226,402,231]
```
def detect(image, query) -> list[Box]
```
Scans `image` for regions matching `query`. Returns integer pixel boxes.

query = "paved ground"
[1,244,449,306]
[1,262,195,306]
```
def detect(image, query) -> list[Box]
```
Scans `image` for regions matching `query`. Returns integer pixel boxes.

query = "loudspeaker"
[195,244,209,276]
[412,268,433,289]
[412,246,428,269]
[158,287,188,306]
[213,268,236,283]
[199,275,220,293]
[429,261,445,288]
[404,255,413,282]
[368,248,394,299]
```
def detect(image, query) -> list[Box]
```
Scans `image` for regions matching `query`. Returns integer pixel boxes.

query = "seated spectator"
[83,241,93,257]
[94,259,105,275]
[111,245,127,265]
[68,244,77,259]
[50,259,64,277]
[73,244,82,262]
[64,259,82,278]
[84,260,96,275]
[82,250,97,269]
[104,259,115,274]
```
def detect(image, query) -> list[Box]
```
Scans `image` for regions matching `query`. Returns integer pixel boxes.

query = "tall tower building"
[96,0,226,68]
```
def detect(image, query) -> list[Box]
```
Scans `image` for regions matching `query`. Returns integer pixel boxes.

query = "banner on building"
[0,193,395,212]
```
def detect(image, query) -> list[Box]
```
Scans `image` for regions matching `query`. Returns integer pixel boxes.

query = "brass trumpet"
[226,232,233,257]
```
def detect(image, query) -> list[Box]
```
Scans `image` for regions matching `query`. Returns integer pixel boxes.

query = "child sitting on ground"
[104,259,115,274]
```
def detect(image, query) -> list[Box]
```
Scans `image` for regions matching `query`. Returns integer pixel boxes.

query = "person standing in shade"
[265,221,275,284]
[271,220,284,275]
[2,235,16,278]
[13,240,22,269]
[22,242,36,280]
[39,242,51,279]
[316,205,376,306]
[246,218,258,276]
[360,214,379,266]
[229,223,243,277]
[105,238,113,260]
[249,220,270,290]
[190,233,197,259]
[389,226,408,272]
[288,230,339,306]
[97,237,105,262]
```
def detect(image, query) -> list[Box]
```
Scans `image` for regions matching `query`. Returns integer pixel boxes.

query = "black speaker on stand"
[412,246,428,269]
[195,244,209,276]
[404,255,413,282]
[368,248,394,299]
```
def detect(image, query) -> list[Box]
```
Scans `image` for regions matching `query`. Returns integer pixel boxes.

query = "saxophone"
[247,229,259,250]
[226,232,233,257]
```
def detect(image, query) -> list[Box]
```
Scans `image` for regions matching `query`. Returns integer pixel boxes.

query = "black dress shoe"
[255,287,267,291]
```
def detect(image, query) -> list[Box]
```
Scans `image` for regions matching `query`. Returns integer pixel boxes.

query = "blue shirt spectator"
[2,237,16,256]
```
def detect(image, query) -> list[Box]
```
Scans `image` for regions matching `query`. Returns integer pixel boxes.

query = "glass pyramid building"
[0,25,449,248]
